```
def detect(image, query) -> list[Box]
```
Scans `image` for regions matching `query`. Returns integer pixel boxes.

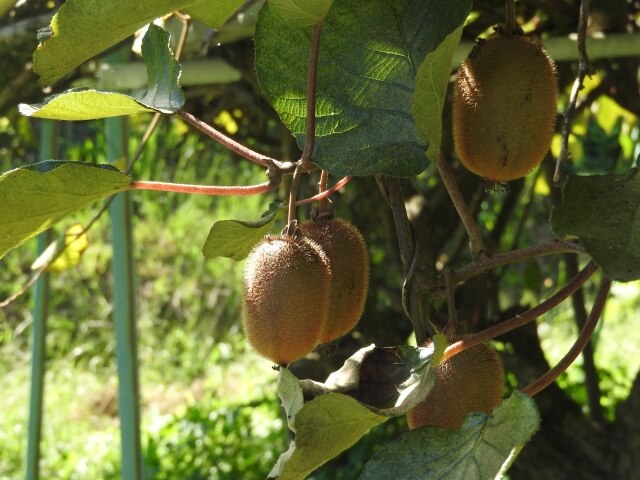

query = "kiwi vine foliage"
[0,0,639,478]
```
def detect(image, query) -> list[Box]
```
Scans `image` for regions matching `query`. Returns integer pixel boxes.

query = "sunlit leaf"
[202,203,281,261]
[22,25,184,119]
[0,161,130,260]
[33,0,243,85]
[270,392,387,479]
[19,90,156,120]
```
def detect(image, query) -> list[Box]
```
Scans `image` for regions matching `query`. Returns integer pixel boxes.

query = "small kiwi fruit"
[243,234,331,365]
[300,215,370,343]
[453,30,558,182]
[407,340,504,431]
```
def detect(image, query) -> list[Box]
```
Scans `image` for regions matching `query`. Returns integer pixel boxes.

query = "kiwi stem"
[436,154,486,258]
[301,21,324,164]
[451,239,584,286]
[286,20,324,227]
[177,111,293,171]
[554,0,591,185]
[441,261,598,363]
[287,164,305,227]
[505,0,516,36]
[131,179,279,196]
[444,267,462,334]
[318,169,330,212]
[522,275,611,397]
[296,175,351,206]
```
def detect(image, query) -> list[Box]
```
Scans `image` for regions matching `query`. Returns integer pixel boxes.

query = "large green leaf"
[22,25,184,119]
[0,161,131,260]
[269,0,334,27]
[551,170,640,281]
[413,24,466,162]
[358,391,539,479]
[255,0,472,177]
[33,0,243,85]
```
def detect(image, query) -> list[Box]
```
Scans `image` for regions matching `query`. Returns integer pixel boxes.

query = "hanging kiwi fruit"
[407,340,504,431]
[242,233,332,365]
[300,213,370,344]
[453,25,558,182]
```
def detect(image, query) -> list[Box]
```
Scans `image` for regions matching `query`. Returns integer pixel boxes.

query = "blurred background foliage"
[1,0,640,478]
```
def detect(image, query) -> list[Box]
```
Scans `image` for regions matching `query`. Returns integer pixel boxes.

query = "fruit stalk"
[522,276,611,396]
[505,0,516,35]
[436,154,486,258]
[442,261,599,363]
[287,20,324,227]
[131,179,279,196]
[177,111,287,169]
[452,239,584,286]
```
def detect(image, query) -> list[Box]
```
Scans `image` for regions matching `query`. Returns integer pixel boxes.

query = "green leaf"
[269,0,334,27]
[270,393,387,479]
[182,0,245,29]
[19,89,156,120]
[551,170,640,281]
[202,203,280,261]
[137,23,185,112]
[22,25,184,119]
[413,24,465,162]
[0,161,131,260]
[33,0,243,85]
[358,391,540,480]
[255,0,472,177]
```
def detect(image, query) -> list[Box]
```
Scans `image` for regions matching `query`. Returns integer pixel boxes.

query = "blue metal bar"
[25,120,57,480]
[106,113,143,480]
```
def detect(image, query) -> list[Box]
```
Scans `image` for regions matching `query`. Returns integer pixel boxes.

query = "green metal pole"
[25,120,57,480]
[106,113,143,480]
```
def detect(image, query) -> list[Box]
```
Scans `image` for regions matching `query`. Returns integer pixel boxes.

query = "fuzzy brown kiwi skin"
[300,217,370,344]
[453,32,558,182]
[242,234,331,365]
[407,340,504,431]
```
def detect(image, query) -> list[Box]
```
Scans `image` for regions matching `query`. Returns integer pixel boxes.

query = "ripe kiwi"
[453,31,558,182]
[242,234,331,365]
[407,340,504,431]
[300,216,370,343]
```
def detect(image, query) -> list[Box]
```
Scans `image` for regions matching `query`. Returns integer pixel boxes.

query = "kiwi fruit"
[243,234,331,365]
[407,340,504,431]
[453,31,558,182]
[300,216,370,343]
